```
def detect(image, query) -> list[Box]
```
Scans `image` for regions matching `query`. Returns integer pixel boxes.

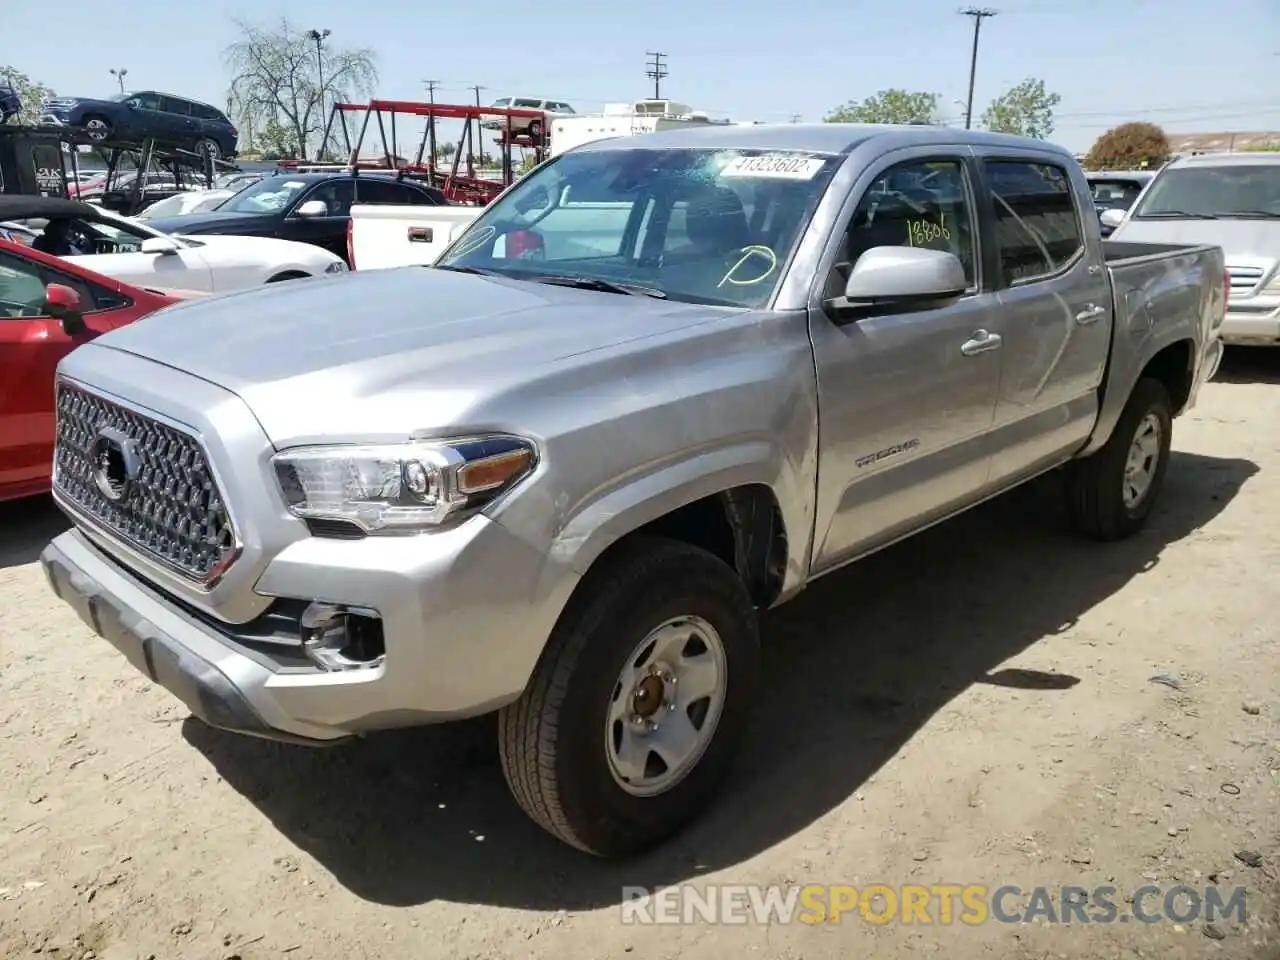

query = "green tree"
[825,89,939,125]
[1084,122,1170,171]
[0,66,55,125]
[224,17,377,160]
[980,78,1061,139]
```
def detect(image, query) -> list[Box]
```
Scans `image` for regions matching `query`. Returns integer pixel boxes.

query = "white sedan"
[21,200,348,293]
[136,189,237,221]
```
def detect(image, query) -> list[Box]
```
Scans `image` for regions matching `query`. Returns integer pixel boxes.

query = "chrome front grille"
[53,382,238,584]
[1226,265,1264,296]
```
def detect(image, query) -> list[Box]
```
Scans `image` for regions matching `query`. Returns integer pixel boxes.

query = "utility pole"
[307,28,331,158]
[422,80,439,163]
[789,113,802,123]
[959,7,996,129]
[470,84,486,172]
[645,51,668,100]
[109,68,128,94]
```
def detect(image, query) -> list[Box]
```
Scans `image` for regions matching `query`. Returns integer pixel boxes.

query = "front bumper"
[42,514,577,745]
[1220,309,1280,346]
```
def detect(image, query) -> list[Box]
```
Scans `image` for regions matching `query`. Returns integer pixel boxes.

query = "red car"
[0,235,200,502]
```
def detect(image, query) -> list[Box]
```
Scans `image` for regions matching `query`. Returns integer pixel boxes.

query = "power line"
[959,7,997,130]
[421,80,439,103]
[645,51,668,100]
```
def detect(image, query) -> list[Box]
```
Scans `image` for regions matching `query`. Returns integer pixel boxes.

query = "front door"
[975,156,1112,486]
[284,180,355,258]
[808,152,1003,572]
[64,217,215,292]
[0,250,128,499]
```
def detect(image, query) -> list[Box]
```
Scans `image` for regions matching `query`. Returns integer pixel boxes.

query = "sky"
[4,0,1278,155]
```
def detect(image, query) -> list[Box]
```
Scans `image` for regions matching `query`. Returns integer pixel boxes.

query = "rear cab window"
[983,160,1084,286]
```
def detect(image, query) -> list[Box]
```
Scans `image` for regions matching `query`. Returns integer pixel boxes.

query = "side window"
[984,160,1083,286]
[513,98,541,109]
[133,93,161,111]
[834,157,978,293]
[0,251,48,314]
[299,180,355,217]
[0,251,106,316]
[357,180,420,205]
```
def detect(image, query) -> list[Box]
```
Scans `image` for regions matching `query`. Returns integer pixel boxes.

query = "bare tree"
[224,17,377,159]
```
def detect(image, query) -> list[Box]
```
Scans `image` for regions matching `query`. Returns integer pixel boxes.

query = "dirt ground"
[1,351,1277,960]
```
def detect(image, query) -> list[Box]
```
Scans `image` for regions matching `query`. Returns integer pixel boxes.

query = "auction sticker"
[720,154,826,180]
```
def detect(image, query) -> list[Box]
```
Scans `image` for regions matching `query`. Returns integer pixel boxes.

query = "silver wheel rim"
[203,140,220,159]
[605,615,728,798]
[86,119,107,139]
[1123,412,1162,508]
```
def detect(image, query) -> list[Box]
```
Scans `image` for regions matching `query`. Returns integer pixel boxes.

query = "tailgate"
[348,204,483,270]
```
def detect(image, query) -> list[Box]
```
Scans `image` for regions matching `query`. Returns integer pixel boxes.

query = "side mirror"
[827,246,967,320]
[295,199,328,218]
[140,236,179,256]
[45,283,86,335]
[1099,208,1125,229]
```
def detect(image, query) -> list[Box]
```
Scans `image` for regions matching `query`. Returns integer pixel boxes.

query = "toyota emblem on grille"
[90,427,142,503]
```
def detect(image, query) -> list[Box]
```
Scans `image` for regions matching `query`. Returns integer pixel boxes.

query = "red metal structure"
[317,99,550,205]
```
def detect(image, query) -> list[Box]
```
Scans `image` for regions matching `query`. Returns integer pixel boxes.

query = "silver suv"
[481,97,575,139]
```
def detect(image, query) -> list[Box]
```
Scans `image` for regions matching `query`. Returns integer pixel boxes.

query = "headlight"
[324,261,348,274]
[273,436,537,533]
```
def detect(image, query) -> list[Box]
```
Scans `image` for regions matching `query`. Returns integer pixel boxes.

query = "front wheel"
[1064,377,1174,541]
[81,115,112,141]
[498,537,760,857]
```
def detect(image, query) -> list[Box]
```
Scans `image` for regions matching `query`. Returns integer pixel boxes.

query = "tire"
[198,137,222,162]
[498,536,760,857]
[528,120,543,144]
[1064,377,1173,541]
[82,115,112,141]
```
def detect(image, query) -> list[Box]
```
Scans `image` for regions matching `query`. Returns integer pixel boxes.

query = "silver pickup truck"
[41,124,1225,858]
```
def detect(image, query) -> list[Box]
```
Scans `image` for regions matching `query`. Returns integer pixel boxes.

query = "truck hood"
[93,266,738,444]
[144,211,277,235]
[1110,217,1280,264]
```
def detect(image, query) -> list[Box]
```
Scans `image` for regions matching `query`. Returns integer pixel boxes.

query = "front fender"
[541,438,803,586]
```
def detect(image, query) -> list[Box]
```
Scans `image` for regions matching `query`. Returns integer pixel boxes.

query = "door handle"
[1075,304,1106,324]
[960,329,1002,356]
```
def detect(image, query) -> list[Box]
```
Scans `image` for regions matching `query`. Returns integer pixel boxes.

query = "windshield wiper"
[529,275,667,299]
[1137,211,1219,219]
[1221,210,1280,219]
[434,264,507,278]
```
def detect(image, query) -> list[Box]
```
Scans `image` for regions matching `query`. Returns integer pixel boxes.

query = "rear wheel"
[1064,377,1173,541]
[82,115,112,141]
[498,537,760,857]
[198,137,222,162]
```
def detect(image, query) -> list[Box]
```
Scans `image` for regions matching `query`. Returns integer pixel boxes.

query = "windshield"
[1089,178,1147,210]
[217,177,311,214]
[137,195,187,220]
[436,146,842,307]
[1132,165,1280,218]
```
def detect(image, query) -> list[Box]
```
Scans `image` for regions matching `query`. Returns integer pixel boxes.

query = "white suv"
[481,98,576,139]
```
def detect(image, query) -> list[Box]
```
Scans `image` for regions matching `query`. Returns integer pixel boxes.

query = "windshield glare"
[436,146,842,307]
[1133,165,1280,218]
[217,177,310,214]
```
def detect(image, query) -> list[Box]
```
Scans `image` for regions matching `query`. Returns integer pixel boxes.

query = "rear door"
[974,153,1112,486]
[0,248,131,497]
[158,96,198,141]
